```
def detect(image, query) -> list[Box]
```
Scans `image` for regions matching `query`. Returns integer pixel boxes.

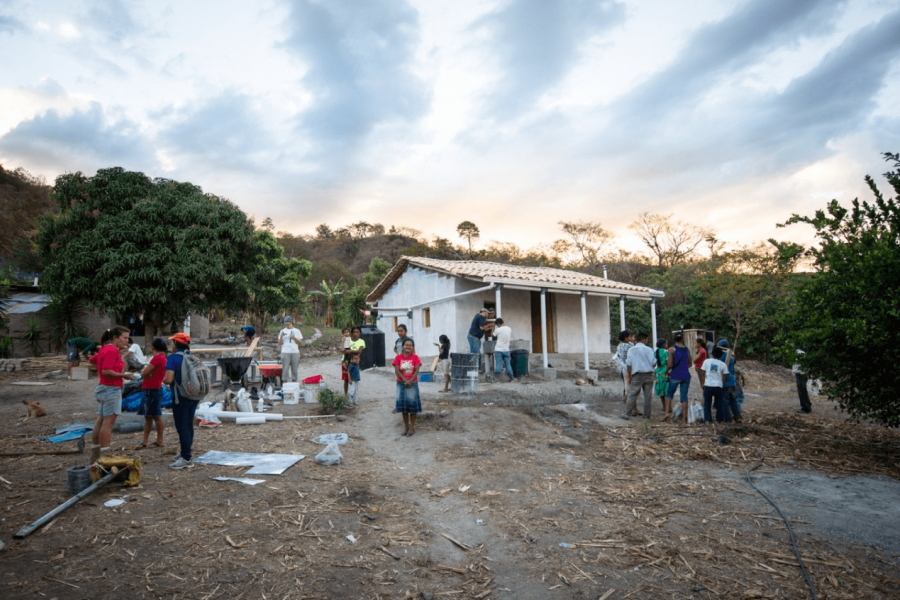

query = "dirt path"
[0,354,898,599]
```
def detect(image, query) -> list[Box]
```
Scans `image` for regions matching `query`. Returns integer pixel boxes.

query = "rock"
[335,414,348,422]
[421,593,434,600]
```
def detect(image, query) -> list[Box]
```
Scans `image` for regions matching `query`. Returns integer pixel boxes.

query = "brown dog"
[22,400,48,418]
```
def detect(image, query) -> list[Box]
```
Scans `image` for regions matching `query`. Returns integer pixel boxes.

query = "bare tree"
[629,212,712,268]
[557,220,612,271]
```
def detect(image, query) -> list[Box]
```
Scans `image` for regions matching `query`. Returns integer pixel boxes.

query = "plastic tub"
[283,382,300,404]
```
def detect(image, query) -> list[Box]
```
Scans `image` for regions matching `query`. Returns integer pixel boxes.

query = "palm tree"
[306,280,348,327]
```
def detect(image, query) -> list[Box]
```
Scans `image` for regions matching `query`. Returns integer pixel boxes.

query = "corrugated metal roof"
[6,302,48,314]
[366,256,664,303]
[9,293,51,302]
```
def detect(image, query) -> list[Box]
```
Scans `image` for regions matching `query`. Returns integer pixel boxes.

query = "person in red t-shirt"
[392,339,422,437]
[137,338,167,449]
[694,338,708,388]
[88,326,133,462]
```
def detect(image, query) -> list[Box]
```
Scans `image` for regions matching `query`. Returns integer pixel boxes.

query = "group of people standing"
[85,328,200,470]
[468,308,516,382]
[615,330,744,425]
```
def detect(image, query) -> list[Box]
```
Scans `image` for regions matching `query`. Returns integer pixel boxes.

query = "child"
[694,338,707,388]
[392,339,422,436]
[340,327,351,396]
[700,347,728,425]
[435,334,451,393]
[654,339,669,413]
[347,354,361,405]
[137,338,167,448]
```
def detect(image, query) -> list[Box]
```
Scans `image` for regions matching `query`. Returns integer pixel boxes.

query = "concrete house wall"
[373,269,613,363]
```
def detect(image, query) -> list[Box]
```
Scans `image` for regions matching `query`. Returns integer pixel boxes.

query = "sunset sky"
[1,0,898,256]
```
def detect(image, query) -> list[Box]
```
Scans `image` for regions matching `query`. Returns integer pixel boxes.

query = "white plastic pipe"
[236,416,266,425]
[204,410,284,421]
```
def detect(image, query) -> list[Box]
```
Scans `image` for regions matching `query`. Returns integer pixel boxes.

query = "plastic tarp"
[121,385,173,412]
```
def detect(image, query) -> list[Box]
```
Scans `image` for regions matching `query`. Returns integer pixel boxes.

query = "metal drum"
[450,352,479,394]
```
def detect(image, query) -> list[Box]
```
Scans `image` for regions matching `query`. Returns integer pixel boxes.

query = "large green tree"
[779,152,900,427]
[37,167,255,335]
[238,229,312,333]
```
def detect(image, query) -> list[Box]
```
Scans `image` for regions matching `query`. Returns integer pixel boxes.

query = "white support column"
[650,298,658,345]
[619,296,626,331]
[495,284,502,317]
[540,288,549,369]
[580,292,589,371]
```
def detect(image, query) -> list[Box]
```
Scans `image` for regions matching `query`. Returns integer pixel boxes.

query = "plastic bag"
[315,433,349,445]
[688,400,703,424]
[315,441,342,466]
[672,402,683,421]
[234,389,253,413]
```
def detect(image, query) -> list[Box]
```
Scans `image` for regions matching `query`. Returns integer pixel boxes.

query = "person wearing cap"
[467,308,494,354]
[241,325,256,345]
[278,316,303,383]
[163,332,198,469]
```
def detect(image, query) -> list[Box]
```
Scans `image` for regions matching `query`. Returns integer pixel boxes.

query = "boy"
[347,354,361,405]
[701,347,729,424]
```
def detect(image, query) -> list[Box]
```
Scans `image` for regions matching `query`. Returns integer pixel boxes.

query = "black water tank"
[359,324,385,370]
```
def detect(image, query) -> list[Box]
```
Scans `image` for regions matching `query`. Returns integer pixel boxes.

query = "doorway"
[530,291,555,353]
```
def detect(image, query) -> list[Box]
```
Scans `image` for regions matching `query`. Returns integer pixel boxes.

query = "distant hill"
[0,165,56,273]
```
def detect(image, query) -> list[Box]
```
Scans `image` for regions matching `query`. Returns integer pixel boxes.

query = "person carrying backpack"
[163,332,209,469]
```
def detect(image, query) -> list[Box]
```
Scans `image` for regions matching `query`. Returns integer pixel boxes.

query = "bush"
[317,388,344,415]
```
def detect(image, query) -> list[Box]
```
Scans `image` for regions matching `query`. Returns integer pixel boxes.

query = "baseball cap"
[169,332,191,345]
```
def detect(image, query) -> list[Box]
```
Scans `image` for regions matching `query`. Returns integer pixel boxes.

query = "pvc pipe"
[203,410,284,421]
[236,416,266,425]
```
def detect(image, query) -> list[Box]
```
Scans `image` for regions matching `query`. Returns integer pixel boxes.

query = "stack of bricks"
[0,359,27,372]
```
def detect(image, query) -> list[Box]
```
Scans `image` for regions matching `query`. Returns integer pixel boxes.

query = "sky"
[1,0,898,256]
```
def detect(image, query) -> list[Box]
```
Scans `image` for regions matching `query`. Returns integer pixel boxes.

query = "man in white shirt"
[621,333,657,420]
[492,318,514,382]
[125,338,147,370]
[277,316,303,383]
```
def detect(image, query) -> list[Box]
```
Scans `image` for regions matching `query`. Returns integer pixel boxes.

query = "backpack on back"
[176,352,210,401]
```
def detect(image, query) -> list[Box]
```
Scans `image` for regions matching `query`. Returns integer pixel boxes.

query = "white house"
[366,257,665,373]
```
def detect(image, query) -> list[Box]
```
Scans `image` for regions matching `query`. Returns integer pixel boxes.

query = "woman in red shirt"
[137,338,168,449]
[88,326,133,462]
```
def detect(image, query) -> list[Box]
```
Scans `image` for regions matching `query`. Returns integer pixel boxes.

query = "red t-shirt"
[90,345,124,387]
[392,353,421,382]
[694,347,707,370]
[142,353,167,389]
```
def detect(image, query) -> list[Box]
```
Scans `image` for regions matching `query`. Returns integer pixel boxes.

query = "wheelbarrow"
[258,364,283,391]
[217,355,253,391]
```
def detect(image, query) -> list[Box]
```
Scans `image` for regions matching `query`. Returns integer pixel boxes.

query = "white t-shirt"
[127,343,147,365]
[494,325,512,353]
[701,358,728,388]
[279,327,303,353]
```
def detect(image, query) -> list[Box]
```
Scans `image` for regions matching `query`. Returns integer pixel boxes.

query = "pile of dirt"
[740,359,795,391]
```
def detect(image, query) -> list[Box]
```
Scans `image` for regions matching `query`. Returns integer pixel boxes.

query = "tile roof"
[366,256,663,303]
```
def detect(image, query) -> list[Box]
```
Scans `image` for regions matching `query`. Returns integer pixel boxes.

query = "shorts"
[436,358,450,377]
[66,341,79,363]
[341,360,349,381]
[139,388,163,417]
[95,385,122,417]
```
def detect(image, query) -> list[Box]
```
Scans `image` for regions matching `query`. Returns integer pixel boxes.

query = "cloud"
[279,0,431,174]
[0,102,154,174]
[474,0,625,119]
[84,0,140,45]
[156,91,277,173]
[0,0,24,35]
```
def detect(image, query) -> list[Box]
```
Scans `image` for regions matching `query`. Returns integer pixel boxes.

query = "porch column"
[619,296,626,332]
[540,288,549,369]
[650,298,658,345]
[580,292,589,371]
[495,284,502,317]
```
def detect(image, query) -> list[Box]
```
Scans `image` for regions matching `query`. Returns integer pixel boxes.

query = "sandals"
[149,441,164,448]
[135,441,164,450]
[134,443,148,450]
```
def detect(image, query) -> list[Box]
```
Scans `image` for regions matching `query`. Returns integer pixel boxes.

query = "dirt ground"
[1,349,899,600]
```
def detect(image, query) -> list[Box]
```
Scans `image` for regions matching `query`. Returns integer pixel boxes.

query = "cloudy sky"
[1,0,898,255]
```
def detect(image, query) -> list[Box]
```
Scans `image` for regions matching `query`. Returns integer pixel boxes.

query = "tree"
[629,212,712,268]
[557,220,612,271]
[361,257,392,289]
[261,217,275,232]
[307,280,348,328]
[457,221,480,257]
[315,223,334,239]
[37,168,255,335]
[238,230,312,333]
[779,152,900,427]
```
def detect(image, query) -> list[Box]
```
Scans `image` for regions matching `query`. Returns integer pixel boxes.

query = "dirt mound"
[739,359,794,391]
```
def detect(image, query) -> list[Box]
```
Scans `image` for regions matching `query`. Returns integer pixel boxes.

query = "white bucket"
[302,388,316,404]
[283,382,300,405]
